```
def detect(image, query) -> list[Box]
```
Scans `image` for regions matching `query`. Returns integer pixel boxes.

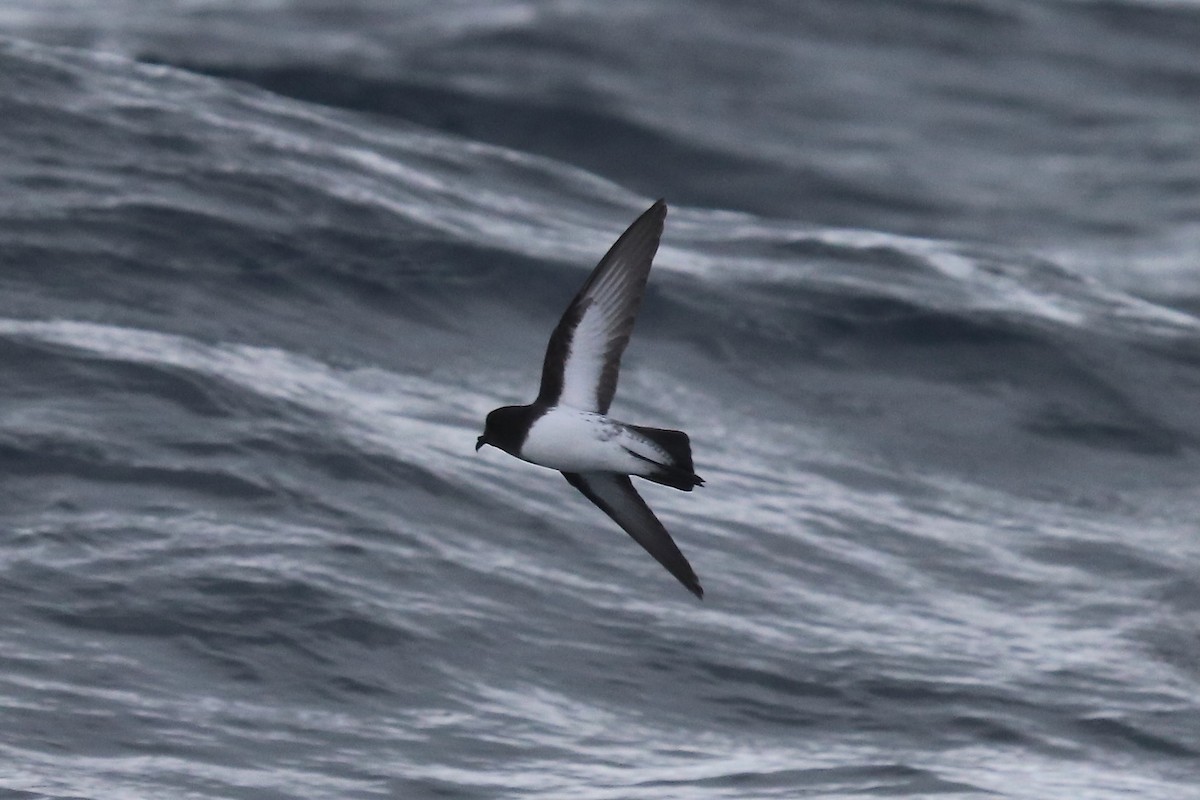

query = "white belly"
[519,407,662,474]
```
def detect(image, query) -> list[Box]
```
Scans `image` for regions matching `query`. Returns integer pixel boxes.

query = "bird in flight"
[476,200,705,599]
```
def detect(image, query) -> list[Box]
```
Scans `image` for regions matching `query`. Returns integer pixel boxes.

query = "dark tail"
[627,425,705,491]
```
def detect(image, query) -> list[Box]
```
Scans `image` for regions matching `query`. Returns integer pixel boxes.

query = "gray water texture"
[2,2,1200,798]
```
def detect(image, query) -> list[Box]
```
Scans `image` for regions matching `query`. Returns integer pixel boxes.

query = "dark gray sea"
[3,1,1200,798]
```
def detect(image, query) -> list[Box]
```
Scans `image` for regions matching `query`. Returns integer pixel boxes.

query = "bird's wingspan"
[562,470,703,599]
[537,201,666,413]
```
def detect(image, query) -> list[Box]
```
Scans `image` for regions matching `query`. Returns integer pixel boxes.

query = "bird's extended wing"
[562,470,703,599]
[537,201,666,413]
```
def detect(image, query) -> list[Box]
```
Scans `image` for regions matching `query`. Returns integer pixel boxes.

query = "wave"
[3,20,1200,800]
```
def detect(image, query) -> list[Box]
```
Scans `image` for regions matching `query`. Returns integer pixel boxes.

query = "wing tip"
[671,552,704,600]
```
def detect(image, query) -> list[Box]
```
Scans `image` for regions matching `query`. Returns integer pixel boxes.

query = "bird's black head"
[476,405,535,456]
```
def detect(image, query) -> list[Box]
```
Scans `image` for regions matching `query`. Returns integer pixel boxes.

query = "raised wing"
[562,471,703,599]
[537,200,666,413]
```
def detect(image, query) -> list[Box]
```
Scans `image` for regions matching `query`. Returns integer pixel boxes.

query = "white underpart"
[558,307,609,411]
[557,264,637,412]
[519,406,669,475]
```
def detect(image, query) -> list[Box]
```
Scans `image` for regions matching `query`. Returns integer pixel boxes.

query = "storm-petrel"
[476,200,705,599]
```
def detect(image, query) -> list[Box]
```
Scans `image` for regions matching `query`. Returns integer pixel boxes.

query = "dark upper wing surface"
[562,470,703,599]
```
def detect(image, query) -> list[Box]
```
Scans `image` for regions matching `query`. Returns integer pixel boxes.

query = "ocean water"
[2,2,1200,798]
